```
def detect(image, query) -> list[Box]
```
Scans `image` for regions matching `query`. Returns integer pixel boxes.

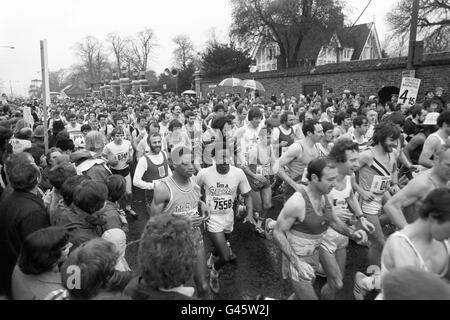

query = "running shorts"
[361,196,383,216]
[320,227,349,254]
[282,230,322,283]
[206,212,234,233]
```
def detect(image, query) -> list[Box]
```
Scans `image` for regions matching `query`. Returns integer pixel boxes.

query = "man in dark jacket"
[0,162,50,297]
[54,180,108,248]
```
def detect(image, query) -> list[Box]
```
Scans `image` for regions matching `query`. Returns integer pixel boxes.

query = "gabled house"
[250,23,382,72]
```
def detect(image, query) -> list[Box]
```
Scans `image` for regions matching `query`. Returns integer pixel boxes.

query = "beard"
[216,164,230,175]
[150,145,161,153]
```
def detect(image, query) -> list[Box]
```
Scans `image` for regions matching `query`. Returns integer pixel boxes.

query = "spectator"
[57,238,130,300]
[124,215,197,300]
[45,163,77,225]
[11,227,71,300]
[70,131,111,181]
[96,175,129,233]
[0,162,50,297]
[55,180,107,248]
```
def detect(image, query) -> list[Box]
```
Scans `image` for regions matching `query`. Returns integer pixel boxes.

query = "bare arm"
[419,136,439,168]
[273,194,305,264]
[133,157,154,190]
[324,199,362,240]
[149,181,170,217]
[403,134,425,164]
[383,177,426,229]
[277,144,303,189]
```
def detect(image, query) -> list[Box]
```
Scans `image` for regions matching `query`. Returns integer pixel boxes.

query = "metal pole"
[40,40,50,154]
[9,80,13,99]
[407,0,420,70]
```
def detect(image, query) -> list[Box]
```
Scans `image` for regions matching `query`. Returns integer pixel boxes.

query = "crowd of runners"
[0,87,449,300]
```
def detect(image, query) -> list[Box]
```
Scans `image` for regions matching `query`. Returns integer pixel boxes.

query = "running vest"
[278,126,295,156]
[327,176,353,222]
[359,149,395,195]
[291,187,330,235]
[160,176,201,219]
[286,140,320,181]
[142,152,169,183]
[350,132,370,152]
[381,232,450,279]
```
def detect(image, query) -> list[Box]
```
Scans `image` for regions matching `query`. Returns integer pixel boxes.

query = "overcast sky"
[0,0,398,96]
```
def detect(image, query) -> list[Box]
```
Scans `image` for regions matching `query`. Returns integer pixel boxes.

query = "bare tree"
[387,0,450,53]
[172,35,196,71]
[74,36,101,83]
[129,28,157,71]
[106,32,129,74]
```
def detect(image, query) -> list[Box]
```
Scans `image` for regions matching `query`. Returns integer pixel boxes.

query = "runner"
[272,157,368,300]
[316,121,335,157]
[238,107,274,236]
[418,111,450,168]
[65,113,83,143]
[133,133,171,215]
[319,140,375,300]
[277,120,323,201]
[150,146,211,299]
[356,188,450,300]
[339,116,370,152]
[102,128,137,216]
[384,144,450,228]
[358,122,401,267]
[196,148,253,294]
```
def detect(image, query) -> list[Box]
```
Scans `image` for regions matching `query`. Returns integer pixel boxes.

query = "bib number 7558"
[214,199,233,210]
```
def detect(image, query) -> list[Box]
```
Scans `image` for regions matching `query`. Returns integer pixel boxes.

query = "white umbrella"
[243,79,265,91]
[218,77,243,87]
[182,90,197,95]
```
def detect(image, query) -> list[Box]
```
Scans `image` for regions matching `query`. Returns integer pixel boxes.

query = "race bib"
[69,132,83,142]
[115,152,129,161]
[370,175,391,194]
[208,196,233,215]
[158,166,166,178]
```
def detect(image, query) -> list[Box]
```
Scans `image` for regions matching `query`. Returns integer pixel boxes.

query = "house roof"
[297,27,335,61]
[62,84,86,95]
[296,23,374,61]
[337,23,373,60]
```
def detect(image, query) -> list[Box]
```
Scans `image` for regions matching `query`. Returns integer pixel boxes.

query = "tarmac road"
[125,190,371,300]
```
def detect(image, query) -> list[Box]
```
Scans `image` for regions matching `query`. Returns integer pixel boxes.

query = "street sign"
[402,70,416,79]
[399,77,421,106]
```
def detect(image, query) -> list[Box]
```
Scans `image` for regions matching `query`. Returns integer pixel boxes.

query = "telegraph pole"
[40,40,50,154]
[407,0,420,70]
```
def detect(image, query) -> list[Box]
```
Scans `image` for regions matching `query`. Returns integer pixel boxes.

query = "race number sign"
[23,106,34,128]
[399,77,421,106]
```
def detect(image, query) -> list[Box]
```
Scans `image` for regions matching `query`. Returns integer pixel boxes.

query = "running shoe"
[264,218,275,240]
[207,253,218,269]
[125,208,138,217]
[353,272,370,300]
[209,268,220,294]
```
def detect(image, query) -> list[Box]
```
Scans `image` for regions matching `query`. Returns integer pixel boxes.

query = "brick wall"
[198,52,450,103]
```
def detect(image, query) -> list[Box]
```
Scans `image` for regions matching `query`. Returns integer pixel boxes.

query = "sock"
[268,220,276,229]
